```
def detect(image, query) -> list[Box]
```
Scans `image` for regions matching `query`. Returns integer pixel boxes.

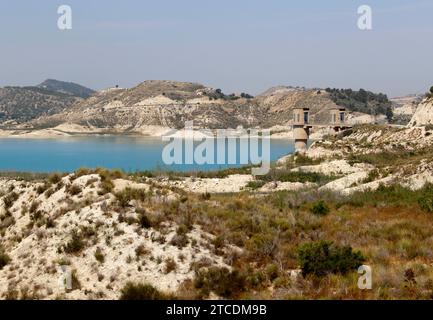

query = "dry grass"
[141,184,433,299]
[2,163,433,299]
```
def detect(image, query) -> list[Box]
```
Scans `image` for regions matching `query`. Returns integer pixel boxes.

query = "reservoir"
[0,137,297,173]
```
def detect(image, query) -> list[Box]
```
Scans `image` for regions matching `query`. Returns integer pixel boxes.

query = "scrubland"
[1,124,433,300]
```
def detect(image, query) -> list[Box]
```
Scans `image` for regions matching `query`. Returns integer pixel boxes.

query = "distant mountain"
[37,79,95,99]
[0,86,82,125]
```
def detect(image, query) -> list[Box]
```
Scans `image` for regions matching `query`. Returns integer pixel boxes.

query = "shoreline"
[0,122,331,140]
[0,126,299,140]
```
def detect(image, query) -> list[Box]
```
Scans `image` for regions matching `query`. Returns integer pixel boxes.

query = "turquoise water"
[0,137,295,173]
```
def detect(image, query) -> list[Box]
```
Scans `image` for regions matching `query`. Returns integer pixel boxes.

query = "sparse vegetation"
[0,85,80,123]
[325,87,392,116]
[246,180,266,190]
[115,188,147,208]
[94,247,105,263]
[2,124,433,300]
[418,185,433,213]
[164,258,177,274]
[63,230,86,254]
[194,267,246,298]
[66,184,82,196]
[0,247,11,269]
[36,182,51,195]
[48,173,63,184]
[3,192,19,209]
[120,282,173,300]
[262,169,337,184]
[137,210,152,229]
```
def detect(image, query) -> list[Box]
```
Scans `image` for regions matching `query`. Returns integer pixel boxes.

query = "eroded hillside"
[27,81,393,133]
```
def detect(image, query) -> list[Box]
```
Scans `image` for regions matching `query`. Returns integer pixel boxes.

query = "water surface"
[0,137,296,173]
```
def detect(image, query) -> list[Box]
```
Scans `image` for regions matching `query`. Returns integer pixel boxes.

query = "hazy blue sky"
[1,0,432,97]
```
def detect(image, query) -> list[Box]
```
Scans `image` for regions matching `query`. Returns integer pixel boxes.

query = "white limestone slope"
[409,98,433,126]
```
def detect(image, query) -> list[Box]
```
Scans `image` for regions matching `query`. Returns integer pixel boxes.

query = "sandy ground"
[161,174,254,193]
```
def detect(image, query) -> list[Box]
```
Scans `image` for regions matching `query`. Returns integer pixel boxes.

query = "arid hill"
[409,96,433,127]
[0,79,95,126]
[0,86,82,125]
[37,79,95,99]
[28,81,393,132]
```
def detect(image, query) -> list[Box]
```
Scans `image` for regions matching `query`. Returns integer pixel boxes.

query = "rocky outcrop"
[409,97,433,126]
[301,124,433,193]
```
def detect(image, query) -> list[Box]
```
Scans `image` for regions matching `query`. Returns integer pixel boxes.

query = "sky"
[0,0,432,97]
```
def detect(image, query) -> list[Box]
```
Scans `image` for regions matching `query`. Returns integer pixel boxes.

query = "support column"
[292,107,311,153]
[294,125,309,153]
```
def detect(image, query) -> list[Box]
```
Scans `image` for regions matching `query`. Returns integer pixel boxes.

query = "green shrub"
[164,258,177,274]
[29,201,40,214]
[265,264,280,281]
[363,169,380,183]
[262,169,336,185]
[246,180,266,190]
[63,230,86,254]
[170,234,189,249]
[246,233,278,258]
[138,212,152,229]
[95,167,124,181]
[98,179,114,195]
[200,192,211,200]
[94,247,105,263]
[3,192,19,209]
[44,188,55,198]
[119,282,172,300]
[0,249,11,270]
[67,270,82,292]
[74,167,91,178]
[67,184,82,196]
[135,244,149,257]
[294,154,322,166]
[341,184,419,208]
[45,218,56,228]
[48,173,63,184]
[310,200,330,216]
[115,188,147,208]
[36,183,51,195]
[419,197,433,213]
[298,241,365,277]
[418,184,433,213]
[193,266,246,298]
